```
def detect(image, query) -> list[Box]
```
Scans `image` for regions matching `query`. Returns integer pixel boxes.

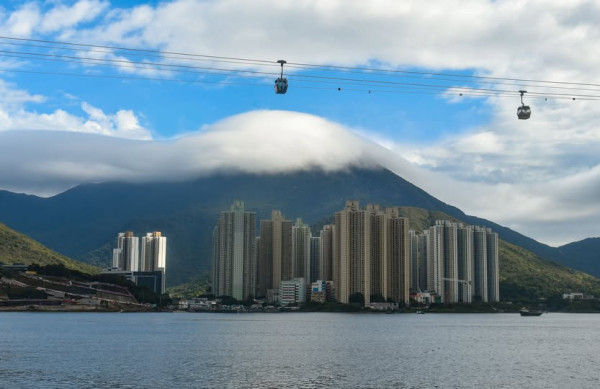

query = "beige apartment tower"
[334,200,370,304]
[257,210,292,297]
[212,201,257,301]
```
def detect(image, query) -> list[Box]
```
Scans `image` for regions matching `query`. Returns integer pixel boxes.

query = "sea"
[0,312,599,388]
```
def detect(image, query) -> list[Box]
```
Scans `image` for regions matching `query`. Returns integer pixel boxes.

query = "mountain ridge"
[0,166,592,284]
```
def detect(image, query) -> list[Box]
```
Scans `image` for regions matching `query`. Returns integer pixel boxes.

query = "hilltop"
[0,222,98,274]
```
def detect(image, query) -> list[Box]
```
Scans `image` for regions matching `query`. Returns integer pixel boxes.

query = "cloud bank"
[1,109,598,246]
[0,110,386,194]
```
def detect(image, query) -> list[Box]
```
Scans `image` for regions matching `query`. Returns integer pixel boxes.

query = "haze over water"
[1,312,599,388]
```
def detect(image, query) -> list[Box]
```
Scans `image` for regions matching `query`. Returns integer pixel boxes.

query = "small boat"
[519,307,543,316]
[416,310,425,314]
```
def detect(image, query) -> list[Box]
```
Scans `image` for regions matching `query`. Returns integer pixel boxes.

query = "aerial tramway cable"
[2,35,600,109]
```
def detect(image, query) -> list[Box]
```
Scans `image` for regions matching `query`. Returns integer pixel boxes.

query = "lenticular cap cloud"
[0,110,395,195]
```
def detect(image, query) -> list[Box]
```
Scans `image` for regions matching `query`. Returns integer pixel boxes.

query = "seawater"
[1,312,599,388]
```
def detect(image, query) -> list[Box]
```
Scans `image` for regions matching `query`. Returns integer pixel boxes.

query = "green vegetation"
[0,222,99,274]
[167,272,211,298]
[499,240,600,303]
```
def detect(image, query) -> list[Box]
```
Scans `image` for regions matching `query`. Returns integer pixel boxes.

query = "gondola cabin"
[517,90,531,120]
[274,59,288,94]
[517,105,531,120]
[275,77,288,94]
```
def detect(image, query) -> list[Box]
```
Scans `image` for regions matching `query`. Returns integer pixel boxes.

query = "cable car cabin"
[275,77,288,94]
[517,105,531,120]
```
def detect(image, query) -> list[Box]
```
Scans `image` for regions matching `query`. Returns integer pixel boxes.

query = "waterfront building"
[102,268,165,295]
[279,277,306,306]
[424,221,460,303]
[113,231,139,271]
[410,230,429,293]
[319,224,335,283]
[417,221,499,304]
[310,280,334,303]
[139,231,167,294]
[486,229,499,302]
[212,201,257,301]
[457,225,474,303]
[333,201,411,305]
[472,226,489,302]
[367,204,385,302]
[257,210,292,298]
[384,207,410,305]
[310,236,321,283]
[292,218,312,284]
[334,200,370,304]
[105,231,168,294]
[425,226,442,301]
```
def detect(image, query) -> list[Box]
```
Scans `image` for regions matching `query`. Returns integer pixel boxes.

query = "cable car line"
[4,48,600,101]
[5,39,599,96]
[4,66,600,102]
[2,35,600,91]
[4,35,600,122]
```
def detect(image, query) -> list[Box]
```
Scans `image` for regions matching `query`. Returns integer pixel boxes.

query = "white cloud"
[2,2,40,37]
[0,80,151,140]
[40,0,109,33]
[0,110,384,192]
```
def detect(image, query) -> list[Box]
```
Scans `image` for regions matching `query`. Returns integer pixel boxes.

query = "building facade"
[212,201,257,301]
[257,210,292,298]
[113,231,139,271]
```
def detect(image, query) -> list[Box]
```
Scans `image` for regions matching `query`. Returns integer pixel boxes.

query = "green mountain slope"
[0,222,99,274]
[500,240,600,300]
[556,237,600,278]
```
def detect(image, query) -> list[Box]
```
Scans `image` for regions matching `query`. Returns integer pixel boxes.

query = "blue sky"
[0,0,599,246]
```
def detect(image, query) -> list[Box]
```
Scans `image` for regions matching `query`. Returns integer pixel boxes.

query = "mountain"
[0,222,99,274]
[0,166,578,285]
[556,238,600,278]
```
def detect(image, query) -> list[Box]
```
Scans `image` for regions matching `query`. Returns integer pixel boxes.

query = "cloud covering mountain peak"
[0,110,388,195]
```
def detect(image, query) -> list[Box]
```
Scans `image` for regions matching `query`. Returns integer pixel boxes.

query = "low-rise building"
[310,280,334,303]
[279,278,305,306]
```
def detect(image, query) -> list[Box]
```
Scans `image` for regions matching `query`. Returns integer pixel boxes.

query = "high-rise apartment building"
[140,231,167,294]
[333,201,411,305]
[334,200,370,304]
[486,230,499,302]
[113,231,139,271]
[384,207,410,305]
[457,225,473,303]
[212,201,257,301]
[257,210,292,298]
[424,221,460,303]
[108,231,167,294]
[292,218,312,282]
[417,221,499,304]
[310,236,321,283]
[367,204,385,301]
[473,226,488,302]
[140,231,167,272]
[409,230,428,293]
[319,224,335,282]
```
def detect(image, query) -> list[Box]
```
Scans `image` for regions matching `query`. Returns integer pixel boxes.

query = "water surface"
[1,312,599,388]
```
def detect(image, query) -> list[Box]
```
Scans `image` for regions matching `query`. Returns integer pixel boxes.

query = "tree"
[349,292,365,306]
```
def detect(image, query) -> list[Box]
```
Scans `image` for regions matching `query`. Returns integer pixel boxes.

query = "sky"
[0,0,599,247]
